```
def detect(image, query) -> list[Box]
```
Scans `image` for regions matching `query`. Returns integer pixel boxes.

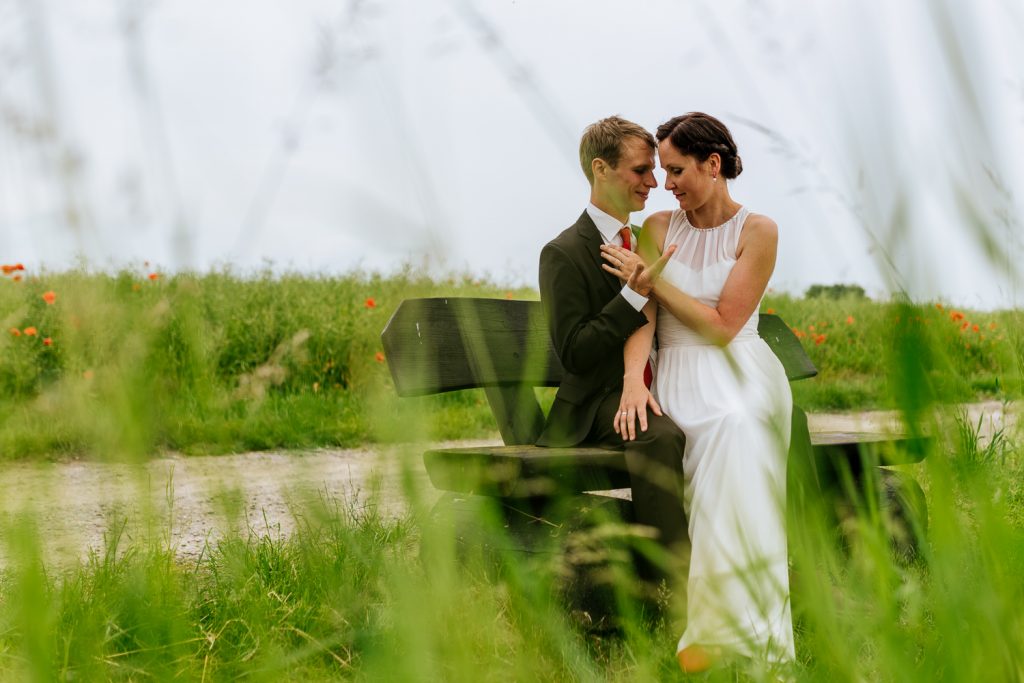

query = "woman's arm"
[653,213,778,347]
[616,298,660,440]
[610,212,672,440]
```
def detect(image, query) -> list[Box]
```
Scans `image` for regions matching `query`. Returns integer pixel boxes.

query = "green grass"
[0,268,533,459]
[2,269,1024,680]
[2,269,1021,460]
[1,423,1023,681]
[763,293,1024,411]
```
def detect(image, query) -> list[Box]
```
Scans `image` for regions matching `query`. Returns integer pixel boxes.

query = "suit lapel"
[574,211,622,298]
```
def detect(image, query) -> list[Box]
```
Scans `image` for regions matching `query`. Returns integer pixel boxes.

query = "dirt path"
[0,402,1016,568]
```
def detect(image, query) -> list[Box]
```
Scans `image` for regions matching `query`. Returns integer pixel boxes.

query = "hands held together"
[599,243,677,297]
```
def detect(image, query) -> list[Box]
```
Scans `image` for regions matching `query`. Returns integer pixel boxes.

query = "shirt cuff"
[620,284,649,311]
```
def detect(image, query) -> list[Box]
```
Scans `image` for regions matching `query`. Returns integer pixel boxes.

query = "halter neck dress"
[652,206,795,662]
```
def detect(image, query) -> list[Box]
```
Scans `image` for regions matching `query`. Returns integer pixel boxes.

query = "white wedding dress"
[651,206,795,662]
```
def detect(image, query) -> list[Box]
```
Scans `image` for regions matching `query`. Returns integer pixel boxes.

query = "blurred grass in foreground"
[0,417,1022,681]
[1,268,1020,460]
[0,270,1022,681]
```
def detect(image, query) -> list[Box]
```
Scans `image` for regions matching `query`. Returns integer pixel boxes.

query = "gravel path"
[0,402,1016,568]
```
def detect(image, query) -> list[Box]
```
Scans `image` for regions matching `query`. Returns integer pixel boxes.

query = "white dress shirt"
[586,202,649,311]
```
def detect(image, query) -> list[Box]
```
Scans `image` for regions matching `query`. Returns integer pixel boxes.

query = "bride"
[601,112,794,672]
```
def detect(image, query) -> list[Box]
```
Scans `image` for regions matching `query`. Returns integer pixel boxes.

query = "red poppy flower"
[365,298,377,309]
[9,328,20,337]
[846,316,855,325]
[42,337,52,346]
[814,334,827,345]
[148,273,159,281]
[42,291,56,305]
[23,326,37,336]
[374,351,385,363]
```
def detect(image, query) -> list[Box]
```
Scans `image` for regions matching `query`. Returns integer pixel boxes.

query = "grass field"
[1,267,1023,680]
[1,267,1021,459]
[0,410,1022,681]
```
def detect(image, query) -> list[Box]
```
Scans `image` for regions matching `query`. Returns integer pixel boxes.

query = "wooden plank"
[481,384,546,446]
[758,314,818,381]
[381,298,560,397]
[811,432,929,465]
[424,432,927,496]
[424,445,631,497]
[381,299,819,397]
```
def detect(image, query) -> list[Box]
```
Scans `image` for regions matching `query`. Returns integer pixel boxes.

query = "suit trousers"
[587,389,689,579]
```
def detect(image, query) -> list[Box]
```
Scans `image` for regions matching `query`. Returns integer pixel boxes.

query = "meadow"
[0,267,1020,459]
[1,266,1023,681]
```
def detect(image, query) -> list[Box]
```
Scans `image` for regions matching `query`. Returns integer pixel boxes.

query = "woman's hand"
[601,244,677,297]
[614,377,664,441]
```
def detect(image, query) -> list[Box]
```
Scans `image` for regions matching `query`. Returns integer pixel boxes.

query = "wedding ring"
[620,411,628,415]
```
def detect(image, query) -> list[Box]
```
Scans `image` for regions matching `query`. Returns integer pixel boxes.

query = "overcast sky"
[1,0,1022,308]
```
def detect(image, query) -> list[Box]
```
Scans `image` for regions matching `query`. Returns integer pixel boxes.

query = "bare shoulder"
[737,212,778,257]
[742,212,778,238]
[640,211,673,251]
[642,210,673,233]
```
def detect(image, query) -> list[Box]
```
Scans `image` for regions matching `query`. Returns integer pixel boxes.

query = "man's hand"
[601,244,677,296]
[614,378,663,441]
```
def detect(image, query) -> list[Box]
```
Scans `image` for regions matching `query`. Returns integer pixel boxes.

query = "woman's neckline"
[684,205,744,231]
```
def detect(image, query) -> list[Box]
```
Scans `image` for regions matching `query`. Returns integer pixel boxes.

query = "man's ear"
[591,157,606,181]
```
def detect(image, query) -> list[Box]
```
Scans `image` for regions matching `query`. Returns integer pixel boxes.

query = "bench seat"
[425,431,929,498]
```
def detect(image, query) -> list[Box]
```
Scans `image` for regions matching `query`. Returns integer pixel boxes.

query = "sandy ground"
[0,401,1017,569]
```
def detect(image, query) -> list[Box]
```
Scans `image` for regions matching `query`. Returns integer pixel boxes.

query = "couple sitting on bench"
[537,113,795,672]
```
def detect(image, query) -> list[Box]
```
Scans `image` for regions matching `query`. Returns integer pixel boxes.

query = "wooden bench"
[381,297,928,573]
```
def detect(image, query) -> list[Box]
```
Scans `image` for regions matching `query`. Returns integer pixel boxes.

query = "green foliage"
[803,283,868,300]
[765,293,1021,411]
[0,269,1021,459]
[0,419,1023,680]
[0,268,534,459]
[0,269,1022,678]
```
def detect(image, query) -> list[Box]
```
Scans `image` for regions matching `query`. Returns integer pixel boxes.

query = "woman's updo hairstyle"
[655,112,743,179]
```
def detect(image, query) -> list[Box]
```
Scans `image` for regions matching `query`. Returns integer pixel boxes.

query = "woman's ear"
[707,152,721,178]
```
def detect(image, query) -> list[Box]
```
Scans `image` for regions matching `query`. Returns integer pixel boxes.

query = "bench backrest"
[381,297,816,444]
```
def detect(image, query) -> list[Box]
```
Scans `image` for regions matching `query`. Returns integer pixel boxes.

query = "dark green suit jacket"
[536,211,650,446]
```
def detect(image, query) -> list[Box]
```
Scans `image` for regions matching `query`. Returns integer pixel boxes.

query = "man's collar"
[586,202,627,242]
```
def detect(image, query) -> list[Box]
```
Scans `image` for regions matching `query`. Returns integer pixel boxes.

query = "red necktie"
[618,226,632,251]
[619,226,653,388]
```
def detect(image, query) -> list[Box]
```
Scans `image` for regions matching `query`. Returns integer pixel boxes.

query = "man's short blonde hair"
[579,116,656,185]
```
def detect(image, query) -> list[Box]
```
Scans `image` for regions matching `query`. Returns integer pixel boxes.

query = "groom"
[537,116,688,573]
